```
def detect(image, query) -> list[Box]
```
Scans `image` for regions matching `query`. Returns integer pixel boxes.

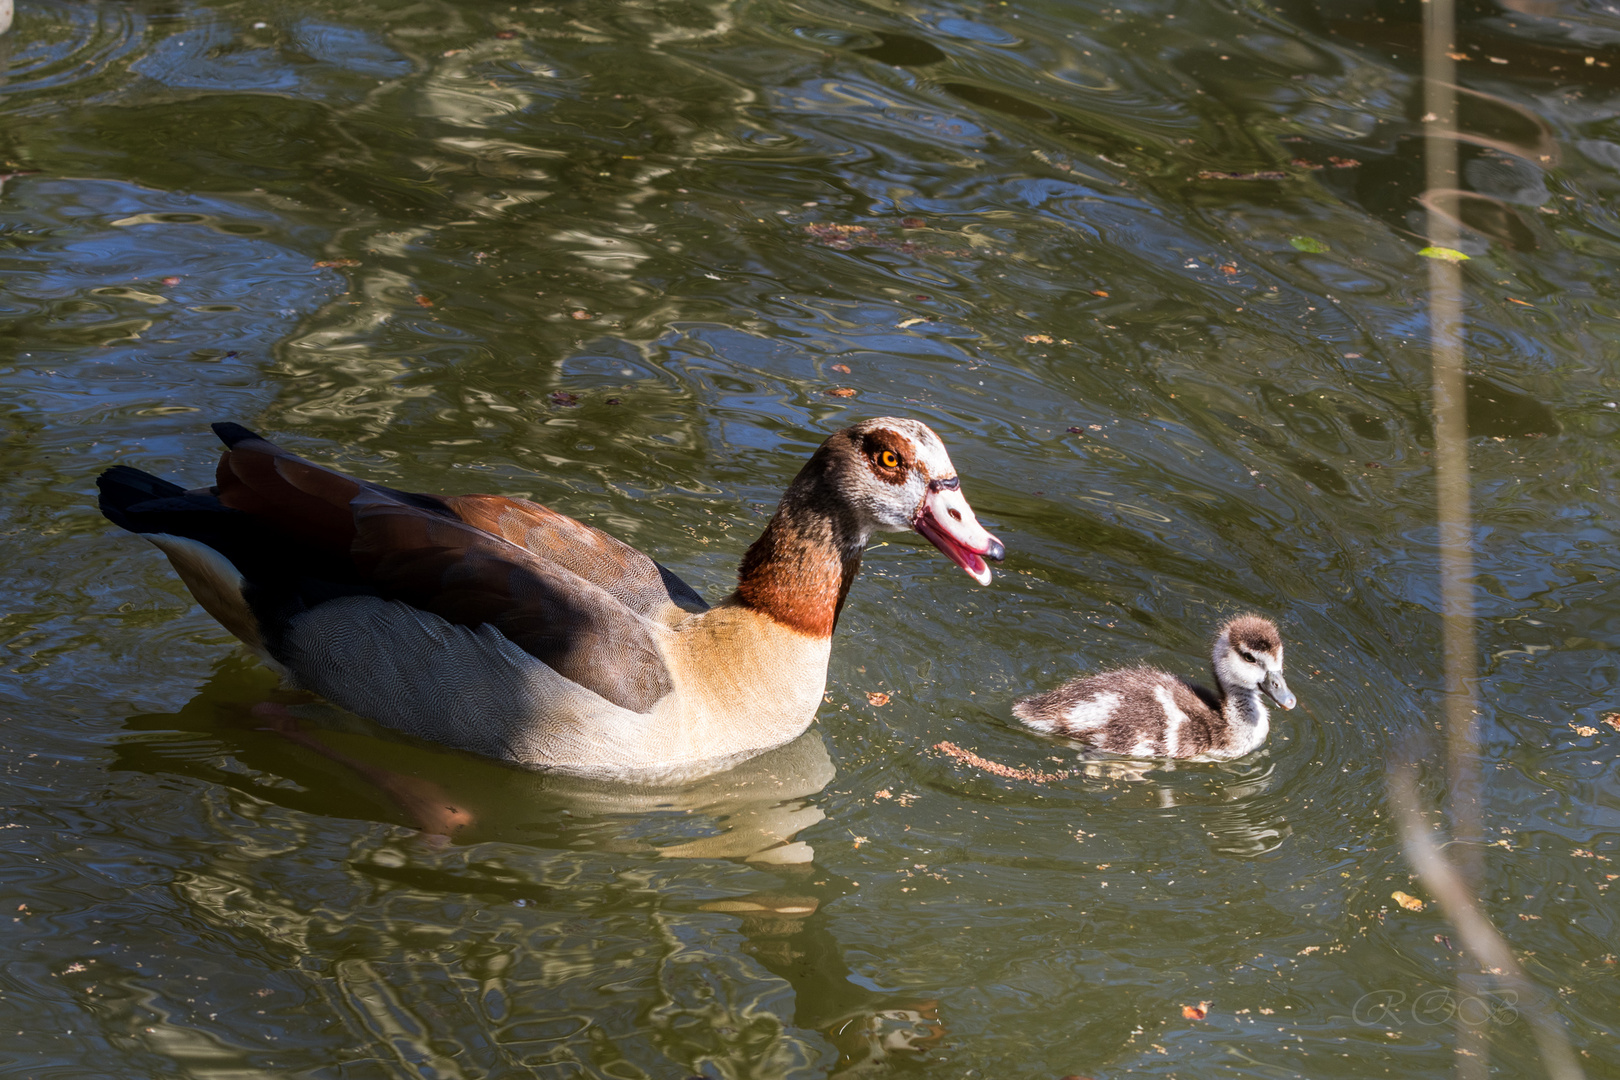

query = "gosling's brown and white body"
[98,419,1003,780]
[1011,616,1295,761]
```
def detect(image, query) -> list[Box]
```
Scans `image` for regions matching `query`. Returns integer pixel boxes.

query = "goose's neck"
[733,467,867,638]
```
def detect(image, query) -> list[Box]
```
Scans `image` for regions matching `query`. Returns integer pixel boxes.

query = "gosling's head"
[1213,615,1294,709]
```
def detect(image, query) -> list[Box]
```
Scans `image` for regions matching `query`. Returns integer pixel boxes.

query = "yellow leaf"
[1392,891,1425,911]
[1418,246,1470,262]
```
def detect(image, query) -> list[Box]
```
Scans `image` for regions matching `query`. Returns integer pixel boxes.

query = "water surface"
[2,0,1617,1077]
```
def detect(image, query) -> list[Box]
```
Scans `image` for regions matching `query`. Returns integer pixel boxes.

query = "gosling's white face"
[1213,617,1295,710]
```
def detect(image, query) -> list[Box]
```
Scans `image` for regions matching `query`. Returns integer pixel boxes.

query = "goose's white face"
[1214,619,1295,710]
[840,418,1005,585]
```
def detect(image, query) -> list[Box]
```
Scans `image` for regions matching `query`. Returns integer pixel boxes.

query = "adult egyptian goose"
[1010,616,1295,760]
[98,419,1003,779]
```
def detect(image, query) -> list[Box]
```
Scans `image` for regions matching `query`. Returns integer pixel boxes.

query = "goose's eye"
[879,449,900,469]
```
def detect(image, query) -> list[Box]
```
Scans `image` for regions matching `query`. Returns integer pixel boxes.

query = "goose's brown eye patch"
[861,429,912,485]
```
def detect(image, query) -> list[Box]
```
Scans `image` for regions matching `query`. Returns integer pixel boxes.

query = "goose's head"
[809,417,1005,584]
[1213,615,1295,709]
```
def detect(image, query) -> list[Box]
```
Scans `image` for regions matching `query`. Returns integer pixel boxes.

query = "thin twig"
[1389,764,1585,1080]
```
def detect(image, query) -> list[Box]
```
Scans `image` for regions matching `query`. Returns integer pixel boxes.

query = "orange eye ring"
[879,450,900,469]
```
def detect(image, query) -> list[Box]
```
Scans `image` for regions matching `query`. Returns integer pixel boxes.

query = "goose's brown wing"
[350,492,672,712]
[207,423,684,711]
[210,423,706,622]
[443,494,708,621]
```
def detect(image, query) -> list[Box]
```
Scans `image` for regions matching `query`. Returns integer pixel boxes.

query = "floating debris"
[933,741,1072,783]
[1196,170,1288,181]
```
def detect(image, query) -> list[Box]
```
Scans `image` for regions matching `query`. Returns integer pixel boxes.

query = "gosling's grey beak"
[1261,670,1296,711]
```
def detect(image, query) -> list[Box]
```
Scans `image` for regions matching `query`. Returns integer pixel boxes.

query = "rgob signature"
[1353,988,1519,1028]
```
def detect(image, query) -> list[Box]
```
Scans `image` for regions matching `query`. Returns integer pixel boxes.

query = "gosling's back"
[1011,666,1232,758]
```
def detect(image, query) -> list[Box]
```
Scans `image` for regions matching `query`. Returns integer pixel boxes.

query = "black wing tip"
[211,421,265,447]
[97,465,186,507]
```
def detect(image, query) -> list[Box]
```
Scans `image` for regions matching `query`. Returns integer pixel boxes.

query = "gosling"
[1011,615,1295,760]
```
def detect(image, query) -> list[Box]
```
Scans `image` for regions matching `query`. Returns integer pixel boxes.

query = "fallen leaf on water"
[1091,289,1109,297]
[1506,298,1535,307]
[1298,945,1320,955]
[1603,713,1620,731]
[831,363,851,373]
[898,317,927,327]
[1448,51,1468,60]
[1328,156,1361,168]
[314,259,361,268]
[1024,334,1054,344]
[1572,849,1596,858]
[1573,725,1599,737]
[900,216,926,228]
[161,276,182,286]
[1181,1002,1210,1020]
[827,387,857,398]
[1418,246,1470,262]
[570,309,592,320]
[873,789,892,801]
[851,835,868,848]
[1289,236,1330,253]
[549,391,580,407]
[1067,426,1085,434]
[866,691,891,707]
[1518,912,1541,920]
[1392,891,1425,911]
[496,29,518,39]
[414,294,434,307]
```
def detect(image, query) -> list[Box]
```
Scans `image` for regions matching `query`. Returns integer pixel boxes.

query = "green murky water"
[2,0,1616,1076]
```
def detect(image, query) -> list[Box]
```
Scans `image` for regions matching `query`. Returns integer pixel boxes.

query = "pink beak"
[912,480,1005,586]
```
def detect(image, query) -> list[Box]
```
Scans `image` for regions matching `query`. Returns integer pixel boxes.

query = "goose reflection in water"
[114,655,948,1076]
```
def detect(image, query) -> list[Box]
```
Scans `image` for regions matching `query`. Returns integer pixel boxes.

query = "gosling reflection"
[1066,755,1291,857]
[939,741,1292,857]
